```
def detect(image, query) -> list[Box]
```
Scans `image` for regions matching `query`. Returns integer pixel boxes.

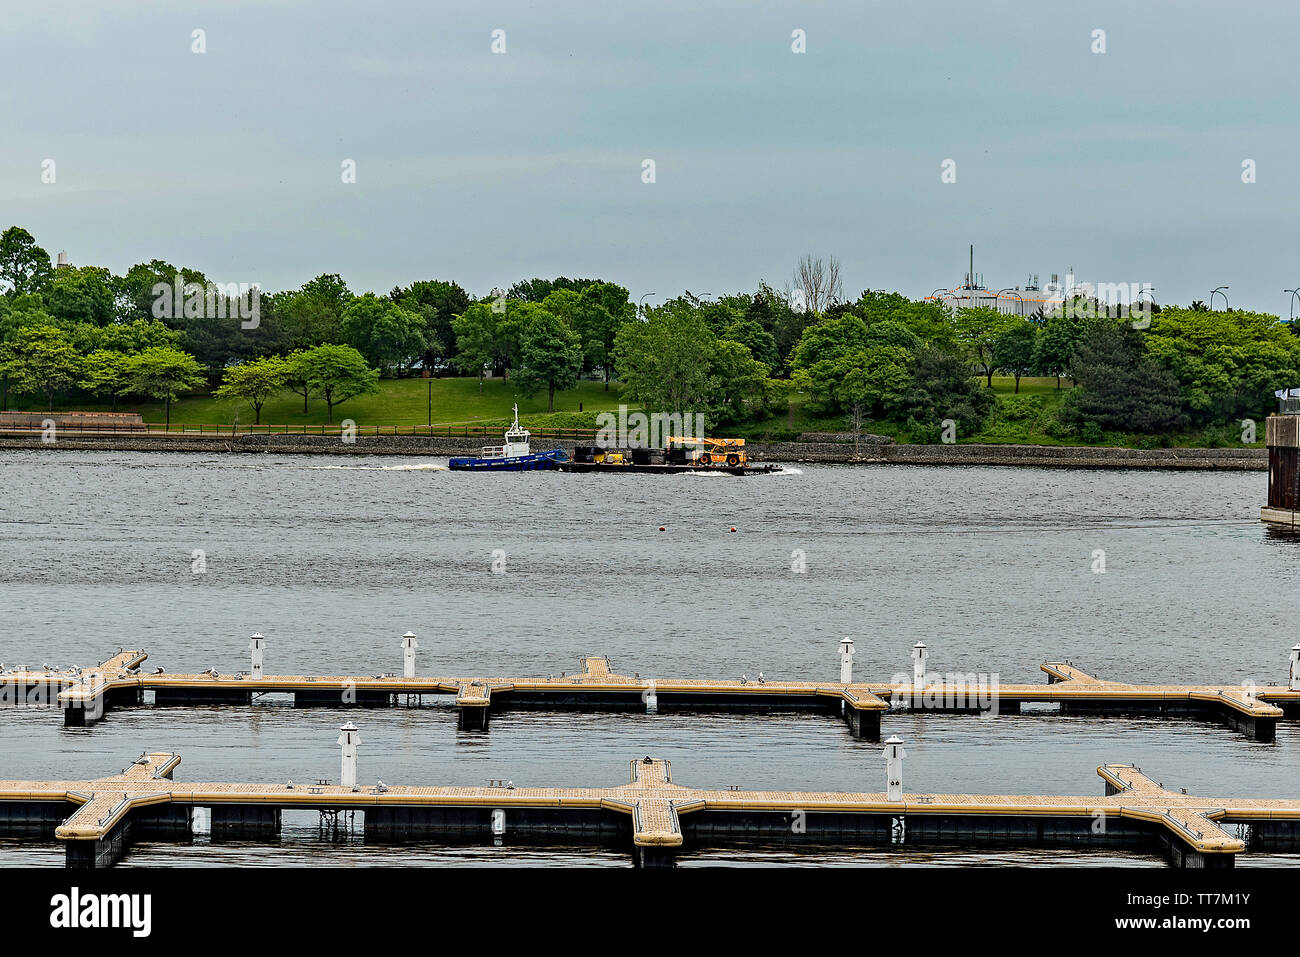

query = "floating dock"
[1,750,1296,868]
[4,646,1296,742]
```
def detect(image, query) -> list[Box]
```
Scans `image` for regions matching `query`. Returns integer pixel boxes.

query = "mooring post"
[839,637,855,684]
[401,631,419,679]
[249,633,265,680]
[884,735,905,801]
[1290,644,1300,691]
[338,722,360,790]
[912,642,928,692]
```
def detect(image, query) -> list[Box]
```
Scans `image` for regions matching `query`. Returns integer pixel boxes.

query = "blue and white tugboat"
[448,405,568,471]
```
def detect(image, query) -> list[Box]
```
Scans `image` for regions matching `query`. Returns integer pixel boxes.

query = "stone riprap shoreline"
[0,431,1266,470]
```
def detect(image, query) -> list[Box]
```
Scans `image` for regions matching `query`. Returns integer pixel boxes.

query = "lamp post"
[1211,286,1229,311]
[638,293,655,317]
[1285,289,1300,324]
[996,288,1023,317]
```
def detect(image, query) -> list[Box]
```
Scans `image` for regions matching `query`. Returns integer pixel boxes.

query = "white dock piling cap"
[338,721,359,744]
[1292,644,1300,652]
[403,631,417,639]
[250,632,264,643]
[840,637,854,648]
[885,734,903,744]
[913,641,926,649]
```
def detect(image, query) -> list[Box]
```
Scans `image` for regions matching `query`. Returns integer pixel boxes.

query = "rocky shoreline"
[0,431,1267,470]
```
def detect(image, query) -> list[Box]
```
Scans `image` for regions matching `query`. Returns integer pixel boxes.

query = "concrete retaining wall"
[0,431,1267,469]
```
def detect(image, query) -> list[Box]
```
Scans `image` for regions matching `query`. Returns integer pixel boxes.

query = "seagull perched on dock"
[758,672,765,684]
[153,667,165,674]
[286,780,294,789]
[740,674,748,685]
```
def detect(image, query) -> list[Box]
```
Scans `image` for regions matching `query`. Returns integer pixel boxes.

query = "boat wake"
[297,463,448,472]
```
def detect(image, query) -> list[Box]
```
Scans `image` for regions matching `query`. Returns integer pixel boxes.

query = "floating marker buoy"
[659,526,666,531]
[730,527,736,532]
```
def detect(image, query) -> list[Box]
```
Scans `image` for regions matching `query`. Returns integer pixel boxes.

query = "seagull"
[740,674,748,685]
[153,667,165,674]
[286,780,294,789]
[506,781,514,790]
[758,672,766,684]
[375,780,388,793]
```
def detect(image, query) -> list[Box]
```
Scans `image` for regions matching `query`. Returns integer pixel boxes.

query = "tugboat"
[448,405,568,471]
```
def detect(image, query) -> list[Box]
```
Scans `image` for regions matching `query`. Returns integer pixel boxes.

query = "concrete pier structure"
[1262,413,1300,526]
[3,750,1293,869]
[16,647,1296,744]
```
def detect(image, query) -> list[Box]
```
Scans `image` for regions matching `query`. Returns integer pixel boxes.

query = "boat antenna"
[512,403,519,427]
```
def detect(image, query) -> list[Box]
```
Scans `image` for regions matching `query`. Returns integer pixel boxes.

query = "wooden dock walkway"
[4,647,1294,741]
[1,750,1296,868]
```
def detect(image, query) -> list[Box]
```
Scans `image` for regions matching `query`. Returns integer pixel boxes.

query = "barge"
[559,437,781,476]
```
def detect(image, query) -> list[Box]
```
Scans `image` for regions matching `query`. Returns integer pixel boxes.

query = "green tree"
[792,345,912,418]
[46,266,116,326]
[451,301,524,386]
[1063,321,1187,434]
[97,319,181,354]
[614,304,717,412]
[514,306,583,412]
[573,282,634,389]
[709,340,772,424]
[1034,311,1088,388]
[1143,307,1300,425]
[342,293,426,374]
[297,344,380,423]
[721,317,779,370]
[277,274,352,350]
[0,227,54,299]
[952,306,1013,387]
[80,350,133,412]
[120,260,208,324]
[992,320,1039,392]
[213,355,292,424]
[389,279,470,370]
[506,277,598,302]
[0,325,84,410]
[128,346,206,426]
[899,347,996,439]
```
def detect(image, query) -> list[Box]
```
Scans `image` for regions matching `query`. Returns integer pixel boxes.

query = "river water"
[1,451,1297,866]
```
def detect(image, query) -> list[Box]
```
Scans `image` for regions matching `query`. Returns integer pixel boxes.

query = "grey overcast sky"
[2,0,1297,313]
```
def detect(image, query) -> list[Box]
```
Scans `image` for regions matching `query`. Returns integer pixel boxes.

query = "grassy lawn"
[988,375,1070,395]
[6,377,627,428]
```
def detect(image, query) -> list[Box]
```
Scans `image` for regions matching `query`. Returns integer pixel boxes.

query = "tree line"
[3,224,1298,440]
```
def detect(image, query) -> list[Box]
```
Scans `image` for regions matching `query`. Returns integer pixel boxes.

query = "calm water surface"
[1,451,1296,866]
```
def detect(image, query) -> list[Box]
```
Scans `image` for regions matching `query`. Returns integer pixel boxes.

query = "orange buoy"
[659,526,666,531]
[730,527,736,532]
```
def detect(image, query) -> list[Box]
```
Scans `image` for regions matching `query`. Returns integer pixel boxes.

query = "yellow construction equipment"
[666,436,747,468]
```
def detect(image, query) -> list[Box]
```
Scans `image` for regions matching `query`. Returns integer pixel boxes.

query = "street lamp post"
[638,293,655,317]
[996,288,1023,316]
[1211,286,1229,311]
[1285,289,1300,323]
